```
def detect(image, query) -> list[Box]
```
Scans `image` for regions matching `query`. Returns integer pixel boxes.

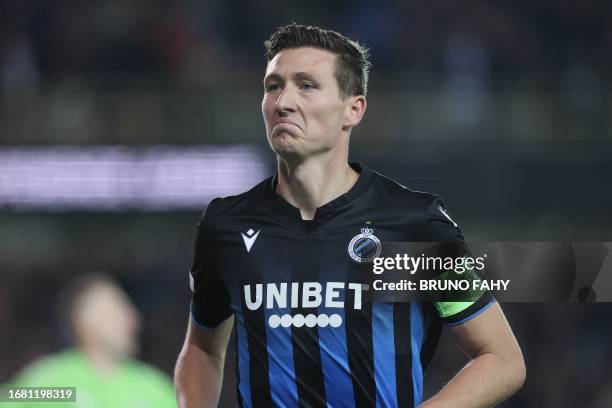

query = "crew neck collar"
[265,162,373,213]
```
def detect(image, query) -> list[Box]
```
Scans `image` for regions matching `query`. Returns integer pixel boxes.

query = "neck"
[276,155,359,220]
[78,342,120,376]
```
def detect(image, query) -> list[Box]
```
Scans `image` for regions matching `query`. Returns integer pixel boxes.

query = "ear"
[343,95,367,130]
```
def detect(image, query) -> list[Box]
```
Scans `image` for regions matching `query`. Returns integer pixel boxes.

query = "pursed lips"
[274,120,301,130]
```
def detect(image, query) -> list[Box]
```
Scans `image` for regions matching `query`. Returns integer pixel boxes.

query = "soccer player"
[175,24,525,407]
[9,273,176,407]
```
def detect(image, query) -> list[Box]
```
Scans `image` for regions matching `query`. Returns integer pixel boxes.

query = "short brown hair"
[264,23,372,99]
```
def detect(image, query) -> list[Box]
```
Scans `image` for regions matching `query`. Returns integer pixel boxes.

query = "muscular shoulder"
[198,177,273,230]
[368,170,461,241]
[371,170,441,207]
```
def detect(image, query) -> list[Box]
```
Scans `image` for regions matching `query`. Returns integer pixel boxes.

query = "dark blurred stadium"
[0,0,611,407]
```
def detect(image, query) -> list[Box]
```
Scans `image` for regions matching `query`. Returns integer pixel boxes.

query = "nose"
[274,88,296,114]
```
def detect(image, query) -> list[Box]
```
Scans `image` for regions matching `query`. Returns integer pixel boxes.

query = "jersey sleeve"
[420,195,495,326]
[189,198,233,329]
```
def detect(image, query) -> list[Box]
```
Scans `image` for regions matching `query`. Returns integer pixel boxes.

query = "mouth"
[271,121,302,138]
[273,121,301,130]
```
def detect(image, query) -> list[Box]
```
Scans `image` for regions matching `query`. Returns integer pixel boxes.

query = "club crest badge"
[347,227,382,263]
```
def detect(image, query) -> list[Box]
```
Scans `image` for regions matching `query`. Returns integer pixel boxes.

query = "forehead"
[265,47,337,78]
[80,283,125,308]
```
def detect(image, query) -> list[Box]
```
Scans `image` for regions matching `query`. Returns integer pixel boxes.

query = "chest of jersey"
[209,208,421,321]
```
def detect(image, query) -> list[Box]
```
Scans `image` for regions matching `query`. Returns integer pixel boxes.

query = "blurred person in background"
[8,273,176,408]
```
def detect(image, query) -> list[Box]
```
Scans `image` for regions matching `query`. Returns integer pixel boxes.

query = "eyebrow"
[264,71,319,84]
[293,72,318,83]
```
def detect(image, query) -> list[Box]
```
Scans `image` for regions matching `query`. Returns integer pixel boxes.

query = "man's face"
[262,47,351,159]
[75,282,141,358]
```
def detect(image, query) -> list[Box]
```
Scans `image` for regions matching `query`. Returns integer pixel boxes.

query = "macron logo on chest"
[241,228,261,253]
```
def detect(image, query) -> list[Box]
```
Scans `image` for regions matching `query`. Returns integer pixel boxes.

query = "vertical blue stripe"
[264,307,299,407]
[235,311,252,408]
[410,302,425,406]
[318,306,355,408]
[372,302,398,408]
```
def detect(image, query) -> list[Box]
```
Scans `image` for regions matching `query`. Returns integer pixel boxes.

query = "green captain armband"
[435,300,478,319]
[432,265,495,325]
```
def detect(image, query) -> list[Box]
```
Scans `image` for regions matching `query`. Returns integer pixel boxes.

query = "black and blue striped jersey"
[189,162,494,408]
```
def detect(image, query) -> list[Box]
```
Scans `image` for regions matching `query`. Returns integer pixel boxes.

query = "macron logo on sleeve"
[241,228,261,253]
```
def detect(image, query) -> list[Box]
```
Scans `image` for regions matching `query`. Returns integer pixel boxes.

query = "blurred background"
[0,0,610,407]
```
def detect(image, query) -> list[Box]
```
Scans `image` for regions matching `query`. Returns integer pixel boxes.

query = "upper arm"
[185,199,235,357]
[187,314,234,359]
[420,194,496,326]
[420,195,523,363]
[448,303,523,362]
[189,199,233,328]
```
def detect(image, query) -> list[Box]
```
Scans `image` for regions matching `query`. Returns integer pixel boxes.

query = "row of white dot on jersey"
[268,313,342,328]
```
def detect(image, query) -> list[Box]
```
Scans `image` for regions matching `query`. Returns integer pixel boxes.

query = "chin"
[108,338,139,358]
[269,136,300,156]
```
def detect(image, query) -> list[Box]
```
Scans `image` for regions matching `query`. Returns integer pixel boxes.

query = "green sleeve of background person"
[433,264,487,319]
[6,349,176,408]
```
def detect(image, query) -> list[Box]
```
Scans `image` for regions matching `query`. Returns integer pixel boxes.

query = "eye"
[300,82,314,91]
[266,83,280,92]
